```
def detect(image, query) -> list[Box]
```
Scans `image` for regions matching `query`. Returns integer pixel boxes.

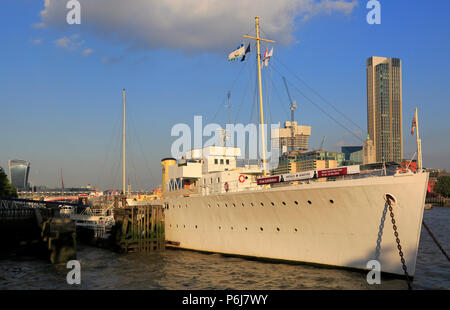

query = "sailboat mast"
[123,88,126,195]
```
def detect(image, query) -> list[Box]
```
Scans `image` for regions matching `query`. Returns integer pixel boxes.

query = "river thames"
[0,207,448,290]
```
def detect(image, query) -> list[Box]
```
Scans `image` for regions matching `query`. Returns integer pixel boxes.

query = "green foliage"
[0,167,18,199]
[434,175,450,197]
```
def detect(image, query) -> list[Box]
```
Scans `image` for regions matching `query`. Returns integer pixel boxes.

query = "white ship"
[146,17,429,277]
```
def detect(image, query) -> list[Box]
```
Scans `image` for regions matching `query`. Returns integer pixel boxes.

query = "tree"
[0,167,18,198]
[434,175,450,198]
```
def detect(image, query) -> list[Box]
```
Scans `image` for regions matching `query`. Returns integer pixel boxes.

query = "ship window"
[282,201,286,206]
[330,200,334,204]
[195,225,198,229]
[226,159,230,165]
[231,227,234,230]
[215,159,218,164]
[219,226,221,230]
[244,227,248,230]
[233,203,236,207]
[183,225,185,228]
[208,204,211,208]
[260,202,264,206]
[294,201,299,205]
[294,228,298,232]
[242,203,245,207]
[218,177,220,183]
[277,227,280,232]
[250,202,254,207]
[220,159,224,164]
[260,227,264,231]
[271,202,275,206]
[217,203,220,207]
[307,200,312,205]
[225,203,228,207]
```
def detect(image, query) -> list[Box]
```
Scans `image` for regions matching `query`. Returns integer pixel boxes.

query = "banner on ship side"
[281,171,315,182]
[256,176,280,185]
[317,165,360,178]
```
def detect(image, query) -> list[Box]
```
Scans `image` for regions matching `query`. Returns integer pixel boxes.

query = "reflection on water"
[1,208,449,290]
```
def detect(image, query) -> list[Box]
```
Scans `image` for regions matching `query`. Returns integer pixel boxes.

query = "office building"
[8,159,30,191]
[367,56,403,163]
[271,121,311,154]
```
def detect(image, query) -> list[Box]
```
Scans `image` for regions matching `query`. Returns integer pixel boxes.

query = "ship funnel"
[161,158,176,194]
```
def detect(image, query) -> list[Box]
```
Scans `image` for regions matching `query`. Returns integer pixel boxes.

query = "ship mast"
[243,16,275,176]
[415,107,423,171]
[122,88,126,195]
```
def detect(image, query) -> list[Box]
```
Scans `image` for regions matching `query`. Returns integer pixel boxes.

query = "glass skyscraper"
[367,56,403,163]
[8,160,30,191]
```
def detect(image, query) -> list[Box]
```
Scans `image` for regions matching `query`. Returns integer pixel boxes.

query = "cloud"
[38,0,357,53]
[30,38,43,45]
[82,48,93,56]
[54,34,84,50]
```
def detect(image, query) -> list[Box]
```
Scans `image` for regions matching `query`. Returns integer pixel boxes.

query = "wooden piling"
[112,204,165,253]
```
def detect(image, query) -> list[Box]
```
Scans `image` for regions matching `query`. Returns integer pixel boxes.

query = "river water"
[0,207,448,290]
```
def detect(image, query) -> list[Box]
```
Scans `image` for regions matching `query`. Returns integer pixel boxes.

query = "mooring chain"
[387,197,412,290]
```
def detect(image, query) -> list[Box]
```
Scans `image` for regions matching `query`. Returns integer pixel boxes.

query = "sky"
[0,0,449,190]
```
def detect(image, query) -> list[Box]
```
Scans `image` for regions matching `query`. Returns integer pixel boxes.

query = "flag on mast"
[262,47,274,67]
[228,43,246,61]
[411,115,416,135]
[241,44,251,62]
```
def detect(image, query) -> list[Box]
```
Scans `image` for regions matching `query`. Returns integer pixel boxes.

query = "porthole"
[282,201,286,206]
[329,200,334,204]
[219,226,221,230]
[244,227,248,231]
[294,228,298,232]
[260,202,264,206]
[179,205,181,208]
[294,201,299,205]
[176,224,178,228]
[183,225,185,228]
[195,225,198,229]
[251,202,254,207]
[185,204,188,208]
[217,203,220,207]
[233,203,236,207]
[208,204,211,208]
[260,227,264,231]
[307,200,312,205]
[231,227,234,230]
[276,227,280,232]
[242,203,245,207]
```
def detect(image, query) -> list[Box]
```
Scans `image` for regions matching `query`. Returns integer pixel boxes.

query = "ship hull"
[162,172,428,276]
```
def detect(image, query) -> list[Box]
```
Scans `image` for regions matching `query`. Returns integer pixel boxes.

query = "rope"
[270,64,364,143]
[272,56,365,134]
[422,220,450,261]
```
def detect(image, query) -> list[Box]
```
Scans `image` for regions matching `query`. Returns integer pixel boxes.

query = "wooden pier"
[112,204,165,253]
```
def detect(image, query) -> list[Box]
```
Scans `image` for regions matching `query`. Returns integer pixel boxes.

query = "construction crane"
[319,136,326,150]
[282,77,297,151]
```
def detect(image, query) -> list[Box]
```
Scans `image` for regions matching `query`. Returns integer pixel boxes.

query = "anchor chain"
[386,197,412,290]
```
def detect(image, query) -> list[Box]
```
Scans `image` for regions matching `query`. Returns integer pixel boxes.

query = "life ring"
[224,182,229,192]
[238,175,246,183]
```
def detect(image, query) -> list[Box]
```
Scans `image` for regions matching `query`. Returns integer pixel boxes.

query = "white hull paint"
[162,172,428,276]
